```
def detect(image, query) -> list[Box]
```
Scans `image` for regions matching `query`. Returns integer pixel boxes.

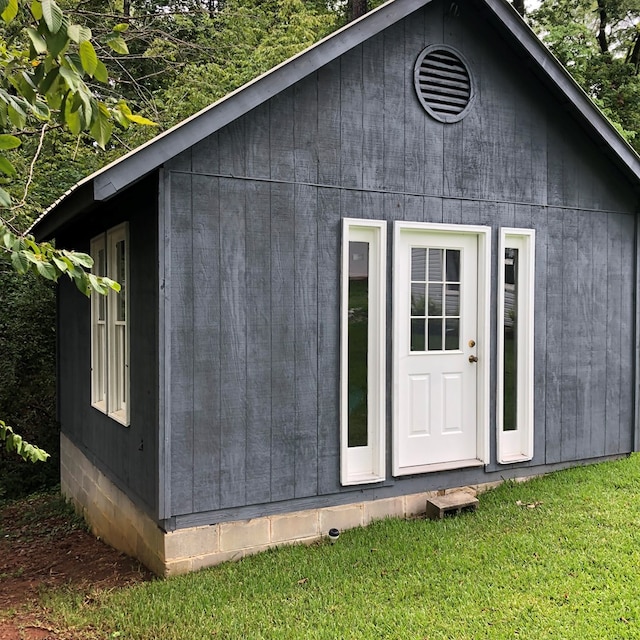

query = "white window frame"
[90,223,130,426]
[340,219,386,485]
[497,228,535,463]
[90,234,107,412]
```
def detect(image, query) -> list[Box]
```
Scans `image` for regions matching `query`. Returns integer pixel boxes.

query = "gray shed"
[33,0,640,575]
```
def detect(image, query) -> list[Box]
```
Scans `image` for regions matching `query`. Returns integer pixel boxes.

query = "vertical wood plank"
[169,172,194,515]
[317,60,341,186]
[219,178,247,508]
[383,21,405,192]
[619,213,635,453]
[270,182,296,501]
[574,211,593,460]
[192,132,219,175]
[362,34,385,191]
[246,103,271,180]
[245,181,272,505]
[590,213,608,457]
[294,184,319,498]
[545,209,563,464]
[294,74,319,185]
[218,119,245,177]
[404,14,425,195]
[442,199,461,225]
[340,45,364,190]
[192,176,221,513]
[317,187,341,494]
[560,209,578,461]
[270,87,295,183]
[527,205,547,464]
[605,214,622,455]
[424,196,443,223]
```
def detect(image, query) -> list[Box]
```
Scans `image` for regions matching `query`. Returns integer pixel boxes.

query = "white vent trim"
[414,45,475,123]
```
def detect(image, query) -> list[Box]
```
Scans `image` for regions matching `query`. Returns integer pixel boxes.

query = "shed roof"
[32,0,640,239]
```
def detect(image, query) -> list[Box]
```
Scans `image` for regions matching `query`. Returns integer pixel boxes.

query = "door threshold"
[395,458,484,476]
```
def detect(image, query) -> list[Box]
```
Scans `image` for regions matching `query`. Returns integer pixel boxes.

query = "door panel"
[394,225,484,475]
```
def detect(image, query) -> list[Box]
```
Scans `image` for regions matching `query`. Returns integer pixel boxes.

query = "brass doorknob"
[469,354,478,363]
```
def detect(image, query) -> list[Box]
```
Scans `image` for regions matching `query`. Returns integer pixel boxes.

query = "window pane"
[411,318,425,351]
[445,249,460,282]
[347,241,368,448]
[97,249,106,321]
[116,240,126,322]
[411,247,426,281]
[445,284,460,315]
[428,283,443,316]
[411,283,426,315]
[445,318,460,350]
[428,248,443,281]
[503,248,518,431]
[428,318,442,350]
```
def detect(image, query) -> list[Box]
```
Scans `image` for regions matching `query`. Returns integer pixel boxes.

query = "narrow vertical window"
[341,219,386,485]
[91,223,130,426]
[90,235,107,410]
[497,229,534,463]
[107,224,129,425]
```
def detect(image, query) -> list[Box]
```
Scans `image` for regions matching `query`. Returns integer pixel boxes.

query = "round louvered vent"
[414,45,474,123]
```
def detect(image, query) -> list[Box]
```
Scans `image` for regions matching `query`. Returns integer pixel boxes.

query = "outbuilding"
[32,0,640,575]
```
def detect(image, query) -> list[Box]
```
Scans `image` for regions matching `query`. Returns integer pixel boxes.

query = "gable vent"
[414,45,474,123]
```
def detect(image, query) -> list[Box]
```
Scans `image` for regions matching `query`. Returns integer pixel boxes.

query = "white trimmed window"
[340,219,386,485]
[90,223,129,426]
[497,228,535,463]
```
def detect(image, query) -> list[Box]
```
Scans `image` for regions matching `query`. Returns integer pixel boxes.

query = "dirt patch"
[0,490,153,639]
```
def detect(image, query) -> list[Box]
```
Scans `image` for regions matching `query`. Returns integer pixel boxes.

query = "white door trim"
[392,222,491,476]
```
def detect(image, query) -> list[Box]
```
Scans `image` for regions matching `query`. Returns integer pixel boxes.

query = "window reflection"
[347,241,369,447]
[503,248,518,431]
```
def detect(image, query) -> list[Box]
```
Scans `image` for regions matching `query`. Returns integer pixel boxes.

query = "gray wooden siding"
[57,176,159,516]
[163,0,638,519]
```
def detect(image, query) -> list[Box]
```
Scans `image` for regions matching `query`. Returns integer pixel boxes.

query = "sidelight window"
[341,219,386,485]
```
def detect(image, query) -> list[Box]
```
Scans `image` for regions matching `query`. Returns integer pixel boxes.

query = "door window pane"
[411,247,461,352]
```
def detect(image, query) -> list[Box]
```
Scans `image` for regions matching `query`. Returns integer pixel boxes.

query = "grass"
[43,455,640,639]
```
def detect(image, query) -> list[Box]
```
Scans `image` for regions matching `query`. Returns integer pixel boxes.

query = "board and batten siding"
[161,0,638,522]
[57,176,159,517]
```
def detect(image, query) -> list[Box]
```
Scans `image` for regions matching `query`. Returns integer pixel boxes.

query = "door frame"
[392,222,492,476]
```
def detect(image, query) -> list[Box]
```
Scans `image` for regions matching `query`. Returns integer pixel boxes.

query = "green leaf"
[64,102,81,136]
[0,155,16,176]
[105,34,129,55]
[0,134,21,150]
[30,0,42,20]
[35,259,58,280]
[64,250,93,268]
[79,40,98,76]
[52,255,68,272]
[45,18,70,57]
[112,23,128,32]
[59,65,80,92]
[88,273,109,295]
[93,59,108,83]
[1,0,18,24]
[67,24,91,43]
[10,250,27,272]
[90,103,112,148]
[8,103,26,129]
[26,27,48,54]
[30,97,50,120]
[41,0,63,34]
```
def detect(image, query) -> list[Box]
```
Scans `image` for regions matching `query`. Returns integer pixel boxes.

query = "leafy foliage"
[0,419,49,462]
[530,0,640,150]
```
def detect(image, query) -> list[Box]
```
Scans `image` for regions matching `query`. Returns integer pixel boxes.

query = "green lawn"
[46,455,640,639]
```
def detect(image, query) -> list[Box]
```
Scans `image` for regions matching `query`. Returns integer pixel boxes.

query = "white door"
[394,224,487,475]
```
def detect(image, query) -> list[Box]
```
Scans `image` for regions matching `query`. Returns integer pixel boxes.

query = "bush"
[0,258,58,498]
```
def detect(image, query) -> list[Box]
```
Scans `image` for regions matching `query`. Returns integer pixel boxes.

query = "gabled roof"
[32,0,640,239]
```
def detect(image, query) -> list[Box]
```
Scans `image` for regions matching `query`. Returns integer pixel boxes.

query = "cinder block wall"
[61,433,499,576]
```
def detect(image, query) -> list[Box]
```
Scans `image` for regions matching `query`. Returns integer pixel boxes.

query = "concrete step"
[425,491,479,520]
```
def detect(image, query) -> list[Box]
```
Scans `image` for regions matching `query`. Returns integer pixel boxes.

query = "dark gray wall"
[161,0,638,521]
[58,175,159,516]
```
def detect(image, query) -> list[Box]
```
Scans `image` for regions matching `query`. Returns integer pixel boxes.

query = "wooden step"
[425,491,479,520]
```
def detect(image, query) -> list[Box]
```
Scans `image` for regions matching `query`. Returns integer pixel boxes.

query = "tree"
[0,0,155,462]
[530,0,640,151]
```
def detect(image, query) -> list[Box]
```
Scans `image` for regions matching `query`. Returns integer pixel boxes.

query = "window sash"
[340,219,386,485]
[497,228,535,463]
[90,235,107,410]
